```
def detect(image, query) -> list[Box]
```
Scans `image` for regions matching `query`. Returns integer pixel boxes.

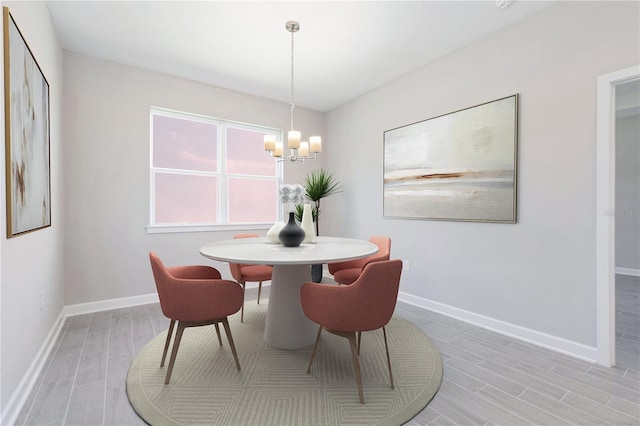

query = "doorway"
[596,65,640,367]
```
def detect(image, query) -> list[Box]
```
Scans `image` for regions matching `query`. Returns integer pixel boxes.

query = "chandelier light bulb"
[274,142,283,158]
[264,134,276,151]
[309,136,322,153]
[299,141,310,157]
[288,130,301,149]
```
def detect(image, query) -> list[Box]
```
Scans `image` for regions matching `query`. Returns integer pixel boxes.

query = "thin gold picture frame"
[3,7,51,238]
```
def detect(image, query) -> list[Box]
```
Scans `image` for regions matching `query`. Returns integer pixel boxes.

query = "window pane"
[226,127,276,176]
[155,173,217,224]
[153,115,217,172]
[228,178,276,223]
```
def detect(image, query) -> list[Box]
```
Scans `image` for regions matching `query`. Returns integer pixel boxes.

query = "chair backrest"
[234,233,260,239]
[149,252,176,318]
[367,235,391,265]
[150,251,241,322]
[229,234,259,281]
[149,251,170,289]
[348,259,402,330]
[304,259,402,332]
[328,235,391,274]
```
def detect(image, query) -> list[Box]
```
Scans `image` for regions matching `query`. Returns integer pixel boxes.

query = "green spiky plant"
[294,168,341,236]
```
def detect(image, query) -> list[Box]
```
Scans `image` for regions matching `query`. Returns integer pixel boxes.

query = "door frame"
[596,65,640,366]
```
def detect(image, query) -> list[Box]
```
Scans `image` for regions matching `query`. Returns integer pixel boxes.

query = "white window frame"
[147,107,283,234]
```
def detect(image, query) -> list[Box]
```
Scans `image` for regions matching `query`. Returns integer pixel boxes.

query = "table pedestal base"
[264,264,318,349]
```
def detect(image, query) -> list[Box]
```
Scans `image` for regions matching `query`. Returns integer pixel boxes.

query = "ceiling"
[46,1,555,112]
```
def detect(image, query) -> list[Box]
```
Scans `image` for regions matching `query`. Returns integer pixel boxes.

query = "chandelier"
[264,21,321,163]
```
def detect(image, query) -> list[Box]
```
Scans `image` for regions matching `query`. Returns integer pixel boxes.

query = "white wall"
[323,1,639,349]
[62,52,325,305]
[0,0,64,418]
[615,114,640,271]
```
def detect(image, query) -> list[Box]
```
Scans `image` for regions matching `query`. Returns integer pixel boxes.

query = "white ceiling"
[46,1,555,112]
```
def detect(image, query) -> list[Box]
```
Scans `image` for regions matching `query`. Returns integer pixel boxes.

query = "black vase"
[278,212,305,247]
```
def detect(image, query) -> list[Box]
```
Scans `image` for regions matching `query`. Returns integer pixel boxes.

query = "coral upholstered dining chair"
[229,234,273,322]
[149,252,244,384]
[328,236,391,285]
[300,259,403,404]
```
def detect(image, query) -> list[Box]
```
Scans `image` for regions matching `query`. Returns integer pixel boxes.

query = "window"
[149,108,282,232]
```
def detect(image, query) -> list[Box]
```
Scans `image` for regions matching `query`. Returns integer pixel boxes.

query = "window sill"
[146,224,271,234]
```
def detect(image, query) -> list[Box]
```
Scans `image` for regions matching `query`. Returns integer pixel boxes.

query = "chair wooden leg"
[240,281,246,322]
[257,281,262,304]
[214,323,223,346]
[347,332,365,404]
[160,319,175,368]
[222,317,241,371]
[357,331,362,355]
[383,326,394,389]
[165,322,186,384]
[306,326,323,374]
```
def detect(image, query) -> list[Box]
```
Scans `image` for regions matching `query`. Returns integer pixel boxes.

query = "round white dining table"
[200,236,378,349]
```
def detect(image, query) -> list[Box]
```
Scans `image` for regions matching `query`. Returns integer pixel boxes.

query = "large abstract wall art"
[384,95,518,223]
[4,7,51,237]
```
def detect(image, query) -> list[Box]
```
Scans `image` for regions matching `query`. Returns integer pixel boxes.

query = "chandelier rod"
[264,21,320,163]
[287,21,299,131]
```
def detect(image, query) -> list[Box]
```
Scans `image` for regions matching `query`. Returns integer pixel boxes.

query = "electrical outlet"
[403,260,410,272]
[40,291,45,311]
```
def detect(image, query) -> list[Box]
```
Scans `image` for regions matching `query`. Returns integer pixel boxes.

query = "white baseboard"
[615,267,640,277]
[397,291,598,363]
[3,292,162,425]
[64,292,160,317]
[1,311,66,426]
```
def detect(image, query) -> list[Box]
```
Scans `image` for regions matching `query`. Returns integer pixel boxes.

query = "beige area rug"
[127,302,442,426]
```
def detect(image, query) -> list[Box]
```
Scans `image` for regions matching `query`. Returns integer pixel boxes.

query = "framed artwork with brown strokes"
[3,7,51,237]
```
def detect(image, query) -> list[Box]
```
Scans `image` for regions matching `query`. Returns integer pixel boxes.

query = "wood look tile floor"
[16,275,640,426]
